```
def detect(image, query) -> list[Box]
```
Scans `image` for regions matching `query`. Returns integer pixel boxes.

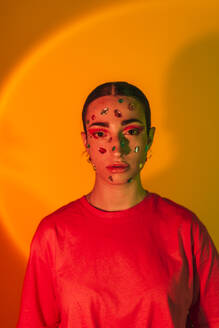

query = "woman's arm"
[16,221,60,328]
[189,222,219,327]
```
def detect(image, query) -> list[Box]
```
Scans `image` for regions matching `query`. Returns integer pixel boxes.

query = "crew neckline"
[79,190,154,223]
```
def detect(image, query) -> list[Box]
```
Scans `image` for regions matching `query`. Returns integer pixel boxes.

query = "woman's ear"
[81,131,87,148]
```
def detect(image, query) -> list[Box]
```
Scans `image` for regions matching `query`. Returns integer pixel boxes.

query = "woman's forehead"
[86,95,146,121]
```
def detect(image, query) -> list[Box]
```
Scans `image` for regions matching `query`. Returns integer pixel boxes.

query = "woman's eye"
[93,131,106,138]
[125,128,140,136]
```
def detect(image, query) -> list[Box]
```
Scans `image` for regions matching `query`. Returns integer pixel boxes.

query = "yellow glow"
[0,0,219,257]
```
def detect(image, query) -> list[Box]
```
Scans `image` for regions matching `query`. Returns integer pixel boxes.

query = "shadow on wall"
[0,218,24,327]
[148,33,219,217]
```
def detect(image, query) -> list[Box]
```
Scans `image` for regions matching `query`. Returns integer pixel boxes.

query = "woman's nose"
[109,134,131,156]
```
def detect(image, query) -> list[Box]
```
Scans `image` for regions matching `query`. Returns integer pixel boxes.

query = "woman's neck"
[86,175,148,211]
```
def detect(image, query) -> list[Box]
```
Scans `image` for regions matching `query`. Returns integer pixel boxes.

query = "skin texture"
[81,95,156,211]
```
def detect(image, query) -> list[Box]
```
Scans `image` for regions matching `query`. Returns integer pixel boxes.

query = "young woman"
[17,82,219,327]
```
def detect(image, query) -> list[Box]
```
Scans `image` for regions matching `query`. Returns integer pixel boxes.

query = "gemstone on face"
[112,146,116,151]
[114,109,122,117]
[87,144,90,148]
[118,98,124,103]
[139,163,143,169]
[100,107,109,115]
[134,146,140,153]
[98,147,107,154]
[128,103,135,111]
[127,177,132,183]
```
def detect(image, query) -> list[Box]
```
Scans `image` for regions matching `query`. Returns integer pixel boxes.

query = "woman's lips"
[106,164,129,173]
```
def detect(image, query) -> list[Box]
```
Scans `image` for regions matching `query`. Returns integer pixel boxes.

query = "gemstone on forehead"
[98,147,107,154]
[91,114,96,120]
[118,98,124,103]
[134,146,140,153]
[128,103,136,111]
[114,109,122,117]
[100,107,109,115]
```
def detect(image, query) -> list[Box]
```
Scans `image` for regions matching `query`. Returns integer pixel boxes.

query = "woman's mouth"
[106,163,129,173]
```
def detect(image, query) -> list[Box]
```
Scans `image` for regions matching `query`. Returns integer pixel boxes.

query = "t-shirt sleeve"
[188,218,219,327]
[16,220,60,328]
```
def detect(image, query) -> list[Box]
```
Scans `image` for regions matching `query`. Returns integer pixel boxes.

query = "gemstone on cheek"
[114,109,122,117]
[98,147,107,154]
[139,163,143,169]
[134,146,140,152]
[86,144,90,148]
[112,146,116,151]
[118,98,124,103]
[127,177,132,183]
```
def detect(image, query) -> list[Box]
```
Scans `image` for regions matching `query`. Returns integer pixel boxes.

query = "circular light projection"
[1,0,216,256]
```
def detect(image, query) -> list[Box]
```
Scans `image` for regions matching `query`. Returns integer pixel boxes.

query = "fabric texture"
[16,191,219,327]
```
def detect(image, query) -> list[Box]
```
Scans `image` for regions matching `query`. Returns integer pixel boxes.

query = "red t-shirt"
[16,192,219,327]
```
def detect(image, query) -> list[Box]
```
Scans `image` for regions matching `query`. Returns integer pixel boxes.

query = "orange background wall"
[0,0,219,326]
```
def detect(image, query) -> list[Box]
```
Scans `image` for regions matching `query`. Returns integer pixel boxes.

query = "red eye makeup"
[123,125,145,134]
[88,128,109,139]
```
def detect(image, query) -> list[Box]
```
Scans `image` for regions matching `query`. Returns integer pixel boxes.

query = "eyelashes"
[88,127,144,139]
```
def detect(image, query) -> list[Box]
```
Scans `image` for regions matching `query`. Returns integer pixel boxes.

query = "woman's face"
[81,95,154,185]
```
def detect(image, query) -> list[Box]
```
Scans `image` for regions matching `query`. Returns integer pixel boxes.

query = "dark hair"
[82,81,151,138]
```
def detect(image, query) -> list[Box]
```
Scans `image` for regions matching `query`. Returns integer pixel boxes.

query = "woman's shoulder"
[151,191,202,227]
[32,196,84,239]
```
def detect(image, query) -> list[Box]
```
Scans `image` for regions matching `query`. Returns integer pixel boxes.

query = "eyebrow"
[88,118,144,128]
